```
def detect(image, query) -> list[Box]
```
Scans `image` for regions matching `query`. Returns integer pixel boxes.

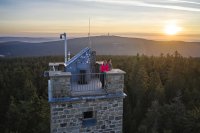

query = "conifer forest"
[0,52,200,133]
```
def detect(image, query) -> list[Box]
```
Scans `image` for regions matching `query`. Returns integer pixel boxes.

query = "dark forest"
[0,52,200,133]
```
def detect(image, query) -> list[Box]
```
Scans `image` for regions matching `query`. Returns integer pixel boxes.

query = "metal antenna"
[88,18,92,49]
[60,33,67,64]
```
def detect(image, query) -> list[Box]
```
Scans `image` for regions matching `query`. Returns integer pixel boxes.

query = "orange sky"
[0,0,200,41]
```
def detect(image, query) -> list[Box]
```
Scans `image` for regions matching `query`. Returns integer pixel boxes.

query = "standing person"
[100,60,109,87]
[107,59,113,71]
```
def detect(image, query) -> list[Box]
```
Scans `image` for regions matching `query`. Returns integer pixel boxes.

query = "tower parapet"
[48,71,71,100]
[105,69,125,94]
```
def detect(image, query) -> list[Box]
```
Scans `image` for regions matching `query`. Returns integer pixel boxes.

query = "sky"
[0,0,200,41]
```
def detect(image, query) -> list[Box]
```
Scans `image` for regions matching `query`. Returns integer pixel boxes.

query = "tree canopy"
[0,53,200,133]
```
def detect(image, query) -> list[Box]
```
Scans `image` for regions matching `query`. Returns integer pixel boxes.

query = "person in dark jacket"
[107,59,112,71]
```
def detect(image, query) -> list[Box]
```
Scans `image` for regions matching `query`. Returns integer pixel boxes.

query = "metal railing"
[48,72,107,101]
[71,73,106,93]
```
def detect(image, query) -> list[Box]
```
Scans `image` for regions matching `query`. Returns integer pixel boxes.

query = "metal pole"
[68,51,71,60]
[64,33,67,63]
[89,18,91,49]
[60,33,67,64]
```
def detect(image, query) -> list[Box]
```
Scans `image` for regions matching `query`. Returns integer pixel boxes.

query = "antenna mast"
[88,18,92,49]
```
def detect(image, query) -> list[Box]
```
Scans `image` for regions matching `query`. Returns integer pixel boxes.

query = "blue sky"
[0,0,200,40]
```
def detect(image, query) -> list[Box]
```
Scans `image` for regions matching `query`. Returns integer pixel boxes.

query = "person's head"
[108,59,112,63]
[103,60,107,65]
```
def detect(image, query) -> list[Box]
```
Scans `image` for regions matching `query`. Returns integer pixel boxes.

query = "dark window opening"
[82,111,97,127]
[78,70,87,84]
[83,111,93,119]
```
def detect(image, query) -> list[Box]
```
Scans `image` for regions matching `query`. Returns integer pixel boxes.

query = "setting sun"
[164,23,182,35]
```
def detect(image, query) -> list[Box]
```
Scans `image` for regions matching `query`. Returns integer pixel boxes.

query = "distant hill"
[0,36,200,57]
[0,37,58,43]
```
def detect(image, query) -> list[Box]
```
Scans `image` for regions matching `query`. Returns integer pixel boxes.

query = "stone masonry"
[51,98,123,133]
[105,69,125,94]
[48,69,126,133]
[49,71,71,98]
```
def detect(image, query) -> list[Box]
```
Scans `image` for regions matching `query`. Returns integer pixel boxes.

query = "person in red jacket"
[100,60,109,72]
[100,60,109,87]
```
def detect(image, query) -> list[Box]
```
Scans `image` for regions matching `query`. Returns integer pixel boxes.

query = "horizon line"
[0,34,200,43]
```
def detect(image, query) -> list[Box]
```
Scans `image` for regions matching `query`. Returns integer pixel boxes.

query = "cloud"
[85,0,200,12]
[171,0,200,5]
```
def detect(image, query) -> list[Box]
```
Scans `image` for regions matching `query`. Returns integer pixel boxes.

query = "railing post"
[48,80,52,101]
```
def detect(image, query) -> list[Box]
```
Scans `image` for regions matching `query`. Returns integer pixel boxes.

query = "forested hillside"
[1,36,200,57]
[0,53,200,133]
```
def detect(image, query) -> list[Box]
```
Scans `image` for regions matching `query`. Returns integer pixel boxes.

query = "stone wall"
[50,98,123,133]
[49,71,71,98]
[105,69,125,94]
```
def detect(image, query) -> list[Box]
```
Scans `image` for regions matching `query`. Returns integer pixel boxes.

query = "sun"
[164,23,182,35]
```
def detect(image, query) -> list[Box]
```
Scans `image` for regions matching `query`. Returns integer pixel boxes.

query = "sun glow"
[164,23,182,35]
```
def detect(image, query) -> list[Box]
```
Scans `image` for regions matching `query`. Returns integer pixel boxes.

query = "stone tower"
[47,47,126,133]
